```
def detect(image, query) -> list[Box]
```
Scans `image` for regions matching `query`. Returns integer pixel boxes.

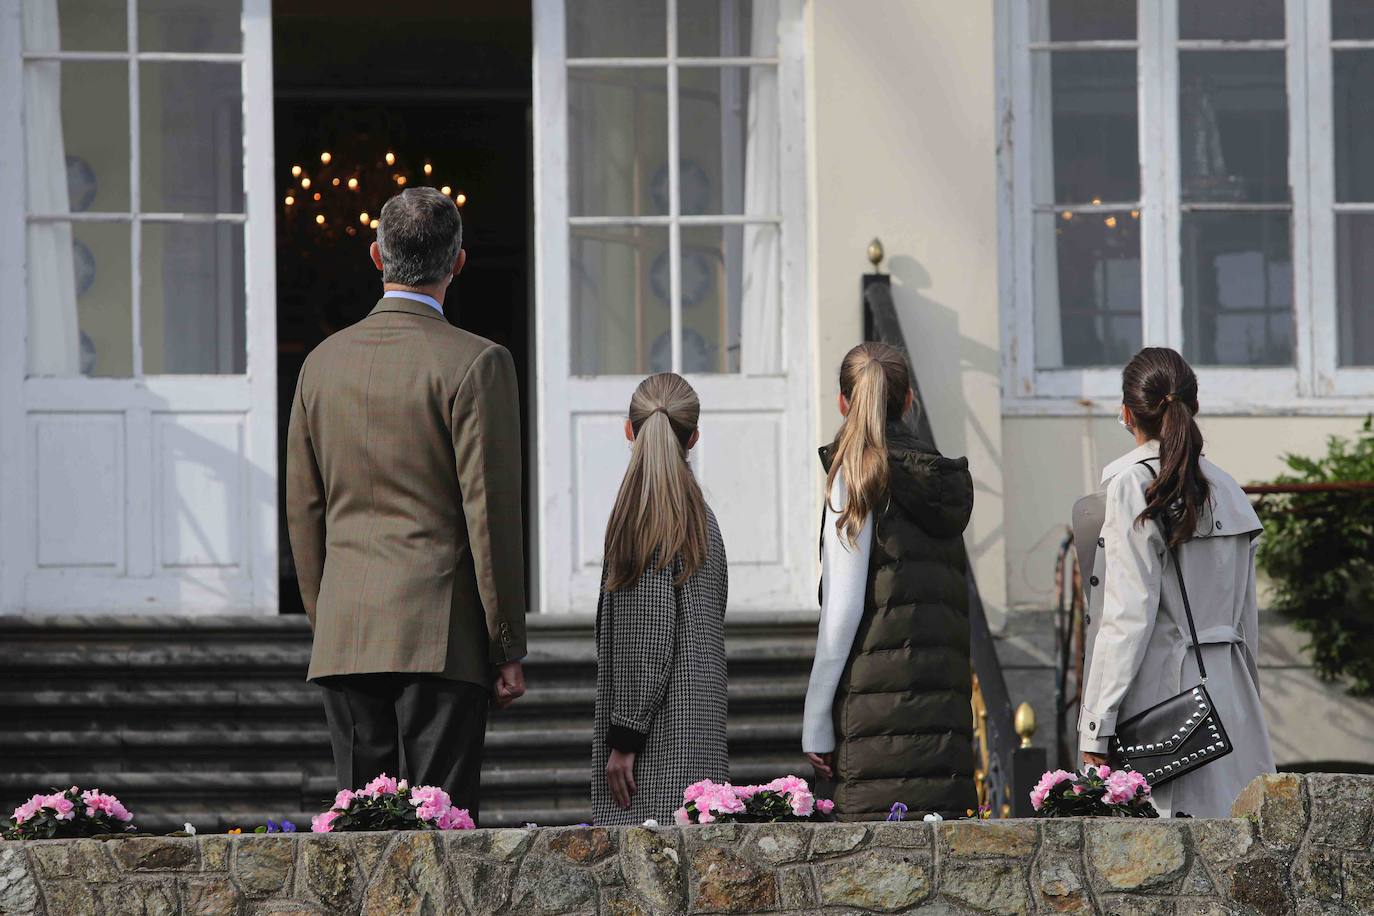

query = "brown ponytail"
[603,373,709,591]
[1122,347,1210,548]
[827,342,911,545]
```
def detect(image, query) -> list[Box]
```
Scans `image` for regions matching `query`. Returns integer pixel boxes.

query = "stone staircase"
[0,613,818,833]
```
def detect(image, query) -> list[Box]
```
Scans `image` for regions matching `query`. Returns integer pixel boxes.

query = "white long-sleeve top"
[801,473,873,754]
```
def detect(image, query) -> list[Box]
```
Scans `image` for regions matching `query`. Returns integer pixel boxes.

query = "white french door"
[532,0,814,614]
[0,0,277,614]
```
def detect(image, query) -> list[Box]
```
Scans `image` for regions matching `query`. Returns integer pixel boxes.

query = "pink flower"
[333,789,357,811]
[816,799,835,815]
[697,811,715,824]
[310,810,339,833]
[43,793,75,821]
[12,794,45,825]
[409,785,453,823]
[673,807,692,826]
[81,790,132,822]
[436,807,475,830]
[362,774,399,797]
[1103,770,1151,805]
[1096,764,1112,780]
[1029,769,1075,812]
[788,790,816,818]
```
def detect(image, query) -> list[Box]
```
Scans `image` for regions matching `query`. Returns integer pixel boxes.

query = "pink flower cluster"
[310,773,475,833]
[1103,769,1151,805]
[674,776,835,825]
[1029,770,1075,812]
[11,787,133,826]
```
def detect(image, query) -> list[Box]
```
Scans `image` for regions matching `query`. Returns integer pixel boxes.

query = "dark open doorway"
[272,2,533,612]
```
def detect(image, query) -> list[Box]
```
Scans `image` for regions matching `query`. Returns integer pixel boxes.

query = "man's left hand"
[1082,751,1108,768]
[493,661,526,709]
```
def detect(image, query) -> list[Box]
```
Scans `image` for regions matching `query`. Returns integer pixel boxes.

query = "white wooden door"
[532,0,814,614]
[0,0,277,614]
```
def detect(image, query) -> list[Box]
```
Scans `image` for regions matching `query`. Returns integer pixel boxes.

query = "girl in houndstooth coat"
[592,373,729,826]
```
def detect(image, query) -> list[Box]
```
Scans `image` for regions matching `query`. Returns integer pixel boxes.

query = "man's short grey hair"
[375,188,463,287]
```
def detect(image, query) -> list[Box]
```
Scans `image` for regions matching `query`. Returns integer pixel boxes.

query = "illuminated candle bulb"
[320,151,332,164]
[313,192,321,201]
[440,185,451,196]
[291,165,302,177]
[315,214,325,225]
[385,151,396,166]
[284,195,294,206]
[359,212,370,225]
[1104,215,1118,228]
[300,177,311,189]
[1061,210,1073,221]
[347,177,358,190]
[423,162,433,175]
[455,192,467,207]
[332,178,340,186]
[1091,197,1102,205]
[395,175,407,186]
[1130,209,1140,219]
[369,219,379,229]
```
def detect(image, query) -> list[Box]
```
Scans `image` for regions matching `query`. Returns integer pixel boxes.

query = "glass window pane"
[25,61,131,213]
[1179,0,1284,40]
[1337,214,1374,366]
[141,62,244,213]
[571,225,670,374]
[27,221,133,377]
[679,223,779,375]
[1034,209,1142,368]
[138,0,242,53]
[1032,52,1139,205]
[567,0,665,57]
[568,68,668,217]
[1032,0,1136,42]
[1180,52,1288,203]
[678,0,776,58]
[678,66,776,216]
[27,0,128,52]
[140,222,245,374]
[1182,212,1292,366]
[1334,50,1374,203]
[1334,0,1374,40]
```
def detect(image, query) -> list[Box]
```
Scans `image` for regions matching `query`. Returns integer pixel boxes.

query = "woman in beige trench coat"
[1075,348,1276,819]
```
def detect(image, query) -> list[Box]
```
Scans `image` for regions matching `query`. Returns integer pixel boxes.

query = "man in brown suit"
[286,187,526,820]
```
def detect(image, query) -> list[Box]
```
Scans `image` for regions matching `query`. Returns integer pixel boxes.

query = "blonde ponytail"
[827,342,911,545]
[603,373,710,591]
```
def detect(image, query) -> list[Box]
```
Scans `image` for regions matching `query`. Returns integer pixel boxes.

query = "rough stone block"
[93,879,178,916]
[197,836,231,872]
[940,859,1031,915]
[622,827,684,912]
[1305,773,1374,850]
[35,879,96,916]
[1086,820,1188,893]
[868,821,932,848]
[807,823,868,858]
[1033,857,1089,913]
[739,823,808,865]
[689,845,777,913]
[1093,895,1177,915]
[1231,773,1307,851]
[939,820,1039,858]
[512,857,599,914]
[447,854,513,915]
[182,875,241,916]
[1292,845,1342,904]
[348,833,393,875]
[360,832,445,915]
[1040,819,1083,851]
[29,839,117,880]
[1226,855,1291,916]
[302,835,359,911]
[0,845,40,916]
[776,865,816,909]
[815,848,930,912]
[1343,853,1374,912]
[545,826,615,864]
[487,828,533,862]
[1190,819,1254,875]
[600,891,651,916]
[231,836,293,898]
[111,837,198,872]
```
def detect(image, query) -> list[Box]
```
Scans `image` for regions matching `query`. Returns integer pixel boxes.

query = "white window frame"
[0,0,277,614]
[998,0,1374,415]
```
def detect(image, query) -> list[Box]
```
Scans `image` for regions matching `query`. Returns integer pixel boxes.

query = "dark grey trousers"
[317,674,489,822]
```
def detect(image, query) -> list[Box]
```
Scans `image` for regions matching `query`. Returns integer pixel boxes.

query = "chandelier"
[282,147,466,240]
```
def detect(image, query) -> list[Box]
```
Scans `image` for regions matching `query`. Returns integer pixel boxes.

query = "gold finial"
[866,237,885,271]
[1014,702,1037,749]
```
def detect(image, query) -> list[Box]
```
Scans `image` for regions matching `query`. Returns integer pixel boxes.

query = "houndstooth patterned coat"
[592,508,729,825]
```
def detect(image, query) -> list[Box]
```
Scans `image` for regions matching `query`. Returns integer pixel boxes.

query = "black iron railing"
[861,245,1045,816]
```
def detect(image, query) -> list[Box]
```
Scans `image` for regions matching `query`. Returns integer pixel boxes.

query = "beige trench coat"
[1074,441,1276,818]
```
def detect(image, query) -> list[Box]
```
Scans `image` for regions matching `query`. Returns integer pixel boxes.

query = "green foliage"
[1255,417,1374,695]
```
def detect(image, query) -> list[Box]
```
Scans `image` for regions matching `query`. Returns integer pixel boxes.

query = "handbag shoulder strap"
[1135,459,1209,684]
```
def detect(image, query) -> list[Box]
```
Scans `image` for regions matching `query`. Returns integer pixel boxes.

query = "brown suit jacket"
[286,295,527,685]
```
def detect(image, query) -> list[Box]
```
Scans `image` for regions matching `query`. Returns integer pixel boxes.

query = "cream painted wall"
[805,0,1007,620]
[1003,414,1372,608]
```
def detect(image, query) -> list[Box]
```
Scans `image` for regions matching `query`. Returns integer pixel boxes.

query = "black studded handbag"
[1107,463,1232,788]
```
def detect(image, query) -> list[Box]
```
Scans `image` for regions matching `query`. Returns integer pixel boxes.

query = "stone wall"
[0,773,1368,915]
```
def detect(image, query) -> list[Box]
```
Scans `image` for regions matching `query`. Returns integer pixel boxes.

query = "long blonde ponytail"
[827,342,911,544]
[603,373,710,591]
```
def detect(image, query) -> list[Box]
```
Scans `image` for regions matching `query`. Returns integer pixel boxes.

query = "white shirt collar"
[1100,440,1161,485]
[382,290,444,315]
